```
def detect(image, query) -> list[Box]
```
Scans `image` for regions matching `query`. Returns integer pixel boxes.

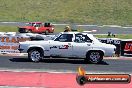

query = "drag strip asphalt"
[0,56,132,74]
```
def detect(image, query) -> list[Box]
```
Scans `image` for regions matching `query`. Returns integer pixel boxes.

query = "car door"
[72,34,93,58]
[49,34,73,57]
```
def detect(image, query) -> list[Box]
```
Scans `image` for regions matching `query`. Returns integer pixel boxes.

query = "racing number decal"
[50,45,69,49]
[59,45,69,49]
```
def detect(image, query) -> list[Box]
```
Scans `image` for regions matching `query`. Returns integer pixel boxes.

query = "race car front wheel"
[85,51,103,64]
[28,49,43,62]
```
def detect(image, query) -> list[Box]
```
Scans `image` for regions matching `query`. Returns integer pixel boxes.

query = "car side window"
[54,34,73,42]
[75,34,85,43]
[75,34,92,43]
[35,24,40,27]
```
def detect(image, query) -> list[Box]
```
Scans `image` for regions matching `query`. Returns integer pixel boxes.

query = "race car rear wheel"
[85,51,103,64]
[28,49,43,62]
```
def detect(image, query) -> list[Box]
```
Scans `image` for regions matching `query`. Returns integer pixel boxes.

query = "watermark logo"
[76,66,131,85]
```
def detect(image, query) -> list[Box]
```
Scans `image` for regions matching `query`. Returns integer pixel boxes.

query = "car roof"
[60,32,92,35]
[60,32,79,34]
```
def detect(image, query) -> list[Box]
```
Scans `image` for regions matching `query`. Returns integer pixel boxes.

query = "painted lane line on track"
[0,22,21,23]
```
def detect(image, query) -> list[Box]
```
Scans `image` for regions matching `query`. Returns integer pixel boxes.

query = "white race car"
[18,32,116,64]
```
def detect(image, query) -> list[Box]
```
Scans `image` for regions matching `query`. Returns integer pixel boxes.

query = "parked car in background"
[18,22,54,34]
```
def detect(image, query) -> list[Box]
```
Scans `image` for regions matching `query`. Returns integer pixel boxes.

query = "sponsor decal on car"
[59,45,69,49]
[50,46,57,49]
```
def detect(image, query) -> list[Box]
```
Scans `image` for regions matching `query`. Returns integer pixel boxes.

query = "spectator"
[112,33,116,37]
[64,26,71,32]
[108,32,111,37]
